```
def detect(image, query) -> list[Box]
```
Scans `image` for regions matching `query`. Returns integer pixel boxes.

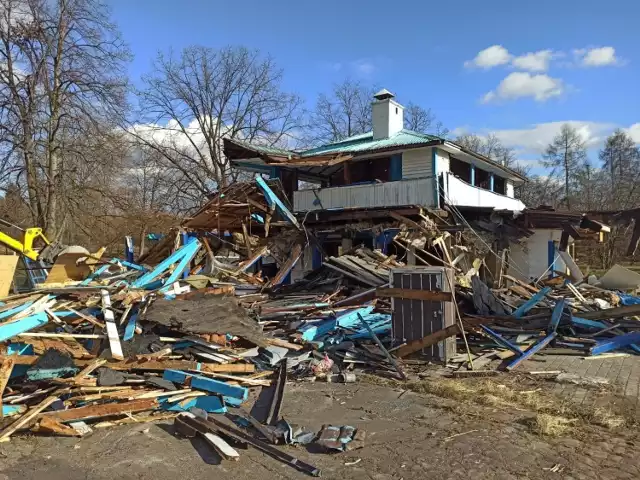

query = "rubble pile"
[1,175,639,474]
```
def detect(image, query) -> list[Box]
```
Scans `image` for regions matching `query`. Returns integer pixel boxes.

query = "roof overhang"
[442,141,526,183]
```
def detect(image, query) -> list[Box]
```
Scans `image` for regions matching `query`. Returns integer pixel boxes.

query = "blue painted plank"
[123,312,138,341]
[431,148,439,206]
[389,154,402,181]
[480,325,523,355]
[2,405,26,417]
[255,174,300,228]
[298,306,375,342]
[571,316,607,330]
[590,331,640,356]
[0,301,35,320]
[547,241,556,278]
[80,264,110,286]
[548,298,565,333]
[163,370,248,401]
[159,395,227,414]
[506,332,557,371]
[7,343,34,355]
[512,287,552,318]
[132,240,200,288]
[0,312,48,342]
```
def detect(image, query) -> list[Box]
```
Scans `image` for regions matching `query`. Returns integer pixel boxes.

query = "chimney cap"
[373,88,395,101]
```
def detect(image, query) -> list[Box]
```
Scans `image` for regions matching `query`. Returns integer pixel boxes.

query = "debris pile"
[1,174,639,473]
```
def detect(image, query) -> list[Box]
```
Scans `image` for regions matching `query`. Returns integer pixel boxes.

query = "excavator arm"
[0,219,85,264]
[0,225,50,261]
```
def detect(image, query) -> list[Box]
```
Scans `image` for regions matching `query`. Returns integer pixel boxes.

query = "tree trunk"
[564,148,571,210]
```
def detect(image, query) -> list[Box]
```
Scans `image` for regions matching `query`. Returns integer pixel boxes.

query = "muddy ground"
[1,376,638,480]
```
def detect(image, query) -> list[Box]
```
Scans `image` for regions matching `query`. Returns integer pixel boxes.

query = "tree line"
[0,0,637,268]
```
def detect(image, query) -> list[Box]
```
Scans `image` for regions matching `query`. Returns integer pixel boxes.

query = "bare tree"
[456,133,516,167]
[599,129,640,200]
[404,102,448,137]
[0,0,130,238]
[308,80,447,145]
[542,124,587,211]
[308,79,373,144]
[132,45,303,199]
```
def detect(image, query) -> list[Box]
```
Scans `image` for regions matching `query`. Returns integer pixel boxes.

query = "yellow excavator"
[0,218,88,264]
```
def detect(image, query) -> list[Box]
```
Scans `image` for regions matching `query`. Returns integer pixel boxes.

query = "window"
[475,168,490,189]
[493,176,506,195]
[450,157,472,183]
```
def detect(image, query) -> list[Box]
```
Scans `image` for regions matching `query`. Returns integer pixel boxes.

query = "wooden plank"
[265,337,303,351]
[101,289,123,360]
[578,304,640,320]
[0,395,59,442]
[0,356,255,373]
[376,288,452,302]
[203,432,240,461]
[34,416,80,437]
[395,324,461,358]
[0,356,16,417]
[0,255,19,297]
[40,398,158,423]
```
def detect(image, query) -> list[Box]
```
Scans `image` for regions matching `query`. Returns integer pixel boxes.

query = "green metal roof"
[300,130,441,157]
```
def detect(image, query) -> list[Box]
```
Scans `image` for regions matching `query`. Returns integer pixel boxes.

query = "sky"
[107,0,640,173]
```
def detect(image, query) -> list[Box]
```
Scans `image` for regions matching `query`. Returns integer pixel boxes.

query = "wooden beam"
[376,288,452,302]
[395,316,497,358]
[0,395,59,442]
[101,290,123,360]
[0,356,16,417]
[578,304,640,320]
[33,416,80,437]
[0,356,255,373]
[395,324,460,358]
[40,398,158,423]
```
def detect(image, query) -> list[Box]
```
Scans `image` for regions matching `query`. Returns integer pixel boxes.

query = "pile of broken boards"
[0,246,392,475]
[441,273,640,373]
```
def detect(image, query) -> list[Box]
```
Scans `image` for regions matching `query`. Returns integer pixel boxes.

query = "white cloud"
[511,50,554,72]
[575,46,621,67]
[465,45,511,69]
[351,59,375,75]
[627,123,640,143]
[489,121,618,154]
[482,72,564,103]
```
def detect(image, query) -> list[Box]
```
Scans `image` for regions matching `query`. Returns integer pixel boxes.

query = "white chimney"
[372,88,404,140]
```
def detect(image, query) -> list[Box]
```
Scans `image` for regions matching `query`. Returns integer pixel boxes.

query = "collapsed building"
[221,88,608,285]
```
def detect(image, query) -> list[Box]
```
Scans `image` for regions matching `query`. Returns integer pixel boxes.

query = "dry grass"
[531,414,576,436]
[363,374,632,435]
[588,407,626,429]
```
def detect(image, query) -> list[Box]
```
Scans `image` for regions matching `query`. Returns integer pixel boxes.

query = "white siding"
[435,148,450,176]
[508,229,571,282]
[444,172,526,211]
[293,178,436,212]
[402,147,432,179]
[506,180,515,198]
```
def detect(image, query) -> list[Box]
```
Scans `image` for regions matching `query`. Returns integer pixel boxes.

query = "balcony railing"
[293,177,436,212]
[443,172,526,211]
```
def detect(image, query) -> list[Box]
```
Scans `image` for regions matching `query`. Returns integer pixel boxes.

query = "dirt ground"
[1,376,639,480]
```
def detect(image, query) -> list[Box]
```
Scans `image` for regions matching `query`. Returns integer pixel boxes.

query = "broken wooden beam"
[40,398,158,423]
[376,288,452,302]
[0,356,255,373]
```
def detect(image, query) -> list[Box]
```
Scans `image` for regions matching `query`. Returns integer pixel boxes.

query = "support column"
[470,165,476,186]
[490,173,495,192]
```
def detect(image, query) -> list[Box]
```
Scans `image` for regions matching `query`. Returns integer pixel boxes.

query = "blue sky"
[107,0,640,171]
